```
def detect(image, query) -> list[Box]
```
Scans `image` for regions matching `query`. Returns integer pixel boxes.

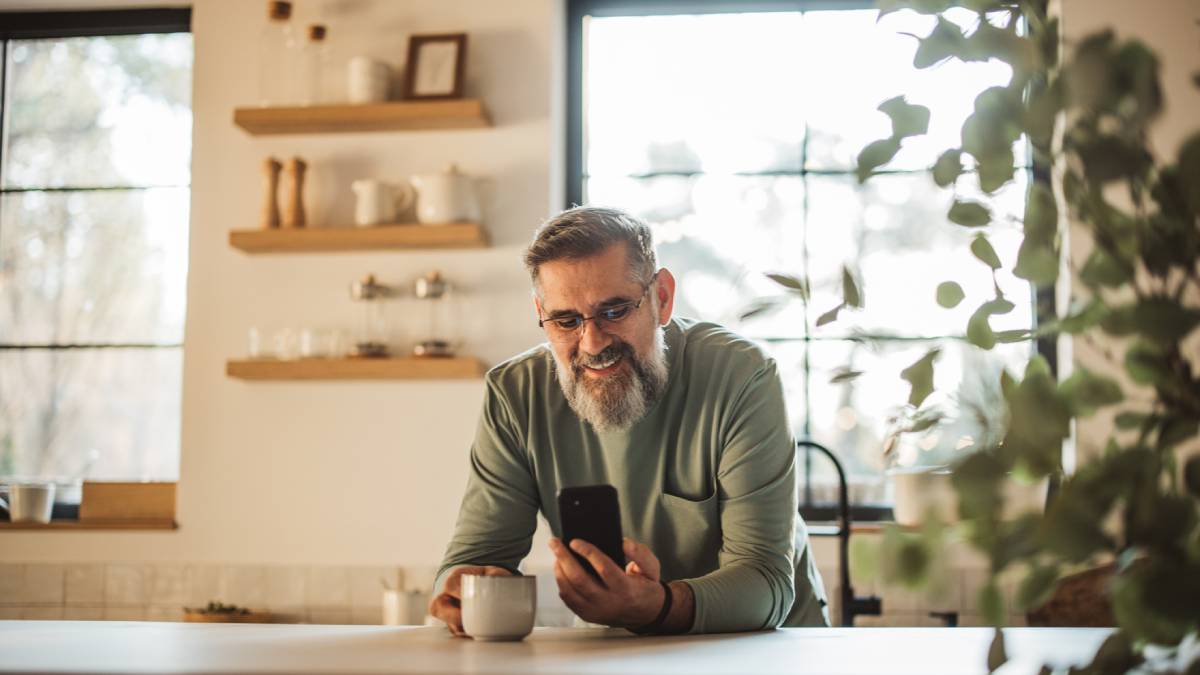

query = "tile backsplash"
[0,562,426,625]
[0,562,1027,627]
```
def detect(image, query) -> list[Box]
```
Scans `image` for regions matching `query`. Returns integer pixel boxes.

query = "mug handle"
[393,183,416,217]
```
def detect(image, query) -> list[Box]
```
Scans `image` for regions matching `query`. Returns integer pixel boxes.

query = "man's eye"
[554,316,583,330]
[600,305,632,321]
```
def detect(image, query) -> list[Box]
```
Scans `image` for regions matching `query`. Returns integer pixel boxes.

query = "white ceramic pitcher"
[410,164,481,225]
[351,179,416,226]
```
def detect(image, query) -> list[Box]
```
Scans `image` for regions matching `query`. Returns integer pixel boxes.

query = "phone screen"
[557,484,626,577]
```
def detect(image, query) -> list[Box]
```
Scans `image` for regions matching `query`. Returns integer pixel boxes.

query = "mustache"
[573,341,633,369]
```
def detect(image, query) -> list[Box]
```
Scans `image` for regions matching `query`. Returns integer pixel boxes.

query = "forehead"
[536,243,639,311]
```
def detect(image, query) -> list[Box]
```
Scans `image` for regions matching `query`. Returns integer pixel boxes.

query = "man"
[430,206,827,634]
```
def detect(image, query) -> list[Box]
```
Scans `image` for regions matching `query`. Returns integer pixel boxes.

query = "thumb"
[622,538,661,581]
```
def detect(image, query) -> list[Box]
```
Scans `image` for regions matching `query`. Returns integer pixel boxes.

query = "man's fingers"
[549,538,603,598]
[569,538,625,588]
[623,538,661,581]
[430,593,464,635]
[553,560,589,611]
[446,565,509,597]
[484,567,514,577]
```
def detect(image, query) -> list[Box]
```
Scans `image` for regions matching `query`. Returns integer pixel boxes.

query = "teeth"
[586,354,621,369]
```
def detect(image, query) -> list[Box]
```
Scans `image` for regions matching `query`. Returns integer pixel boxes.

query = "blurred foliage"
[825,0,1199,672]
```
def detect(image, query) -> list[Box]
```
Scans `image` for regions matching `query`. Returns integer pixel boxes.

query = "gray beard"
[553,328,669,433]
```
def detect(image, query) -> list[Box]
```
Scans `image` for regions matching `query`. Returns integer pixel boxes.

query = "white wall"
[4,0,556,567]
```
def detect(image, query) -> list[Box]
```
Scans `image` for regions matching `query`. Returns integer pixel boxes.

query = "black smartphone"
[557,484,626,578]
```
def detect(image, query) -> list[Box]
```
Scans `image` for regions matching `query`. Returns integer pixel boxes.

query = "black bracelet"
[630,580,673,635]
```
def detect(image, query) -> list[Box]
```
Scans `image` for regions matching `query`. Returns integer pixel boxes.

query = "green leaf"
[914,16,966,69]
[948,200,992,227]
[1185,456,1200,498]
[1114,411,1149,430]
[979,581,1005,626]
[816,305,842,327]
[878,96,931,139]
[842,267,863,308]
[1178,131,1200,215]
[936,281,965,308]
[830,368,863,384]
[765,272,809,299]
[932,149,963,187]
[908,408,944,433]
[1124,340,1170,385]
[856,137,901,183]
[1058,300,1108,334]
[1013,237,1059,285]
[901,348,940,408]
[1079,248,1132,287]
[1022,183,1057,240]
[987,628,1007,672]
[1079,633,1143,675]
[967,307,996,350]
[1157,416,1199,451]
[977,149,1016,193]
[970,235,1002,269]
[739,298,779,321]
[1058,368,1124,417]
[1015,566,1059,611]
[1131,297,1200,342]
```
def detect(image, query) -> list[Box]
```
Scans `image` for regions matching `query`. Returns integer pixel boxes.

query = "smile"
[581,353,624,376]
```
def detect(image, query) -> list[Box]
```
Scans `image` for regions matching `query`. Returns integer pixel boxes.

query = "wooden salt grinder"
[261,157,283,229]
[283,157,307,228]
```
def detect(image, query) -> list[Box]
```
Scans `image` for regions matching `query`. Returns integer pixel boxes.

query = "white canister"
[347,57,391,103]
[410,164,481,225]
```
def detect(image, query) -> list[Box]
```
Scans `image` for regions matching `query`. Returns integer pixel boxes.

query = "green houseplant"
[763,1,1199,672]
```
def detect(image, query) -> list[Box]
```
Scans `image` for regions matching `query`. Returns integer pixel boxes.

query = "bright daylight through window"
[0,31,193,483]
[581,8,1036,509]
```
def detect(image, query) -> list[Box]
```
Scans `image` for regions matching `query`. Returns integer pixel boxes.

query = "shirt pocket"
[656,491,721,579]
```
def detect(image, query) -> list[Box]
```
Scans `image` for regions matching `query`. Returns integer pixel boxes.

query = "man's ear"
[654,269,676,325]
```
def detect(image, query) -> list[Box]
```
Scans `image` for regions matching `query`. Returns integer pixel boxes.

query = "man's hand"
[428,566,513,636]
[549,536,666,628]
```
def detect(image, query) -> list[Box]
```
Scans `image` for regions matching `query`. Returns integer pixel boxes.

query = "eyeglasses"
[537,276,656,339]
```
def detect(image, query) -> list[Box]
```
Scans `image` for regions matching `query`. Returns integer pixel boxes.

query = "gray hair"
[523,206,657,290]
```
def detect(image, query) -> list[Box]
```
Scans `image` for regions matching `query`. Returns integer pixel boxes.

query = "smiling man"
[430,206,828,635]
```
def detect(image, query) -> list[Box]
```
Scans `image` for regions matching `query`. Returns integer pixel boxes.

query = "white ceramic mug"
[2,483,56,524]
[460,574,536,641]
[351,179,415,226]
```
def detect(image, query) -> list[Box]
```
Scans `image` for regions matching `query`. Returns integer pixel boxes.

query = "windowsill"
[0,519,177,531]
[808,521,898,536]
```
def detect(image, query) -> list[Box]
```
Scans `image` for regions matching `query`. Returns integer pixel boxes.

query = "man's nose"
[578,319,613,357]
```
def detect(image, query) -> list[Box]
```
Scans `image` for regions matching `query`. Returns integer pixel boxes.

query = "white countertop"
[0,622,1110,675]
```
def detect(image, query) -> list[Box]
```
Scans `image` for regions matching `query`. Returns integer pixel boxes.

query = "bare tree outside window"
[0,32,192,482]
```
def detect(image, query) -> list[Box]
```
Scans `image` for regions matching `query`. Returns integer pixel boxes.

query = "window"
[568,1,1038,514]
[0,10,193,483]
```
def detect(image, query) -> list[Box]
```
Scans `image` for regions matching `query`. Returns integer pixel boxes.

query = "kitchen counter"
[0,621,1110,674]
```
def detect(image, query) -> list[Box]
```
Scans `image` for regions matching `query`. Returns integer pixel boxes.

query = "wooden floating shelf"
[0,519,177,530]
[228,223,487,253]
[226,357,487,381]
[233,99,491,135]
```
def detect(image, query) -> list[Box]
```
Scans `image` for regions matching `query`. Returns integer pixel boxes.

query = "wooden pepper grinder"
[261,157,283,229]
[283,156,307,228]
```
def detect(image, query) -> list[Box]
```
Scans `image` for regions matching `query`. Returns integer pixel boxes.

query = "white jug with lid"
[410,164,481,225]
[351,179,415,226]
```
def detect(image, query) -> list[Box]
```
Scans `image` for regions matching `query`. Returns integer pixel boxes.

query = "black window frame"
[564,0,1057,525]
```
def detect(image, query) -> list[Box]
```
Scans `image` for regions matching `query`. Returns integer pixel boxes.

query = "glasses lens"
[553,316,584,331]
[598,304,633,322]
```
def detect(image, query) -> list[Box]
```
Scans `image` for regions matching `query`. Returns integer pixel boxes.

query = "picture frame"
[403,33,468,100]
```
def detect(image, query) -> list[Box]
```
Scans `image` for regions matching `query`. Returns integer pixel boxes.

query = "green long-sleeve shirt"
[435,318,828,633]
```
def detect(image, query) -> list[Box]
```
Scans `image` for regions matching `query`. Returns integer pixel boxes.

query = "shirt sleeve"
[683,358,800,633]
[434,373,540,594]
